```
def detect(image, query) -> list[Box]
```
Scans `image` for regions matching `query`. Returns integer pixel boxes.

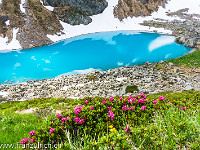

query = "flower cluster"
[20,130,35,145]
[110,97,114,102]
[75,117,85,124]
[102,99,106,104]
[57,113,62,119]
[119,97,123,101]
[74,106,84,115]
[140,93,146,99]
[84,100,89,105]
[159,96,165,101]
[109,125,117,132]
[153,100,158,104]
[138,99,146,104]
[129,106,134,111]
[108,110,115,120]
[61,117,70,123]
[141,105,147,110]
[122,105,134,111]
[22,92,196,148]
[20,138,34,144]
[49,128,55,134]
[125,125,131,133]
[29,130,35,136]
[122,105,129,111]
[178,107,187,110]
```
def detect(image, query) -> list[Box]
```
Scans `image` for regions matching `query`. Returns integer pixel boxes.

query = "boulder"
[47,0,108,15]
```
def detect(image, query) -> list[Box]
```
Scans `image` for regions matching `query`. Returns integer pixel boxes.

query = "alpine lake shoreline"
[0,8,200,103]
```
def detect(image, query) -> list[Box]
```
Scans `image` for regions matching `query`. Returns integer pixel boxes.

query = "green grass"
[165,50,200,68]
[0,97,78,114]
[0,113,43,145]
[0,91,199,149]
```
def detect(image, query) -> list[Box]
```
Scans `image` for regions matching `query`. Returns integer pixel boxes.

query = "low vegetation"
[0,91,199,149]
[166,50,200,69]
[125,85,139,93]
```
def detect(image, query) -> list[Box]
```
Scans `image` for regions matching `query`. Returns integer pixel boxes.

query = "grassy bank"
[166,49,200,68]
[0,91,199,149]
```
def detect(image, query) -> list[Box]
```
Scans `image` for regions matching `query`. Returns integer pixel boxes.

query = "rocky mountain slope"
[114,0,167,20]
[0,0,108,49]
[0,0,199,50]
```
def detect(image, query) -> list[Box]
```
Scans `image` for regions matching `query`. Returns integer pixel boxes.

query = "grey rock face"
[47,0,108,15]
[46,0,108,25]
[184,38,196,48]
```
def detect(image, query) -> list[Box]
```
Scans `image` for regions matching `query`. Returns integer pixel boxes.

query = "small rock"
[184,85,194,91]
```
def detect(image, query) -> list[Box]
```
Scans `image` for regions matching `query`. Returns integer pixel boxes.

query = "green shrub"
[19,92,200,149]
[125,85,139,93]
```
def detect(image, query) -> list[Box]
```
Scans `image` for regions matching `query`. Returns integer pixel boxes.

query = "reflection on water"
[0,31,191,84]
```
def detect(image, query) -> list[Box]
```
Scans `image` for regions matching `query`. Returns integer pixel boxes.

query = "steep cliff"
[114,0,167,20]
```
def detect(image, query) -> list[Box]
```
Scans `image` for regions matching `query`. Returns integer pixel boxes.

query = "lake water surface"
[0,31,191,84]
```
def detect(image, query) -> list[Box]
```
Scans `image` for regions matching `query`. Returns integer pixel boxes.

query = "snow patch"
[0,28,21,50]
[20,0,26,14]
[5,20,10,25]
[40,0,54,11]
[0,0,200,50]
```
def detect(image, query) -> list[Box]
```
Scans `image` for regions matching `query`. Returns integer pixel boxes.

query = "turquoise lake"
[0,31,191,84]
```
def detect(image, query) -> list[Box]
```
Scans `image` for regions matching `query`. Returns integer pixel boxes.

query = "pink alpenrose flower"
[141,105,147,110]
[109,97,114,102]
[90,106,94,110]
[49,128,55,134]
[108,110,114,120]
[75,117,80,123]
[102,100,106,104]
[153,100,158,104]
[140,93,146,99]
[159,96,165,101]
[182,107,187,110]
[57,114,62,119]
[29,130,35,136]
[30,139,34,143]
[119,97,123,101]
[84,100,89,105]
